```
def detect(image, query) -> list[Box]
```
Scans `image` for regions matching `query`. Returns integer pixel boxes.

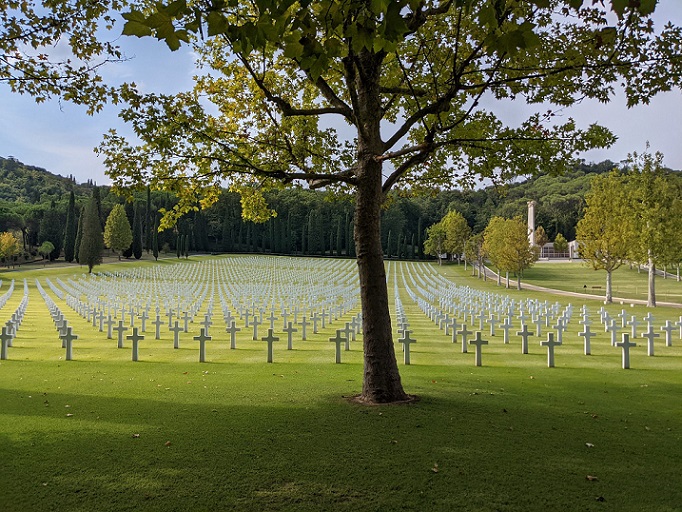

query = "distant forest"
[1,155,675,262]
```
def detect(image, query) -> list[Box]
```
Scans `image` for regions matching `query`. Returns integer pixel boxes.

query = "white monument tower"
[527,200,536,247]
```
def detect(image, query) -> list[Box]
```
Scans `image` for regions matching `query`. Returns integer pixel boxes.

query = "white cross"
[469,331,488,367]
[193,328,212,363]
[329,330,347,364]
[616,333,636,369]
[578,324,596,356]
[517,324,533,355]
[457,324,473,354]
[226,320,241,349]
[398,330,416,365]
[169,321,183,349]
[127,327,144,362]
[262,328,279,363]
[540,332,560,368]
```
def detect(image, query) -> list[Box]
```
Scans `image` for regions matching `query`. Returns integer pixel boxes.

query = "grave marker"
[127,327,144,362]
[329,330,346,364]
[616,333,636,369]
[398,330,416,365]
[194,328,212,362]
[262,328,279,363]
[540,332,560,368]
[469,331,488,367]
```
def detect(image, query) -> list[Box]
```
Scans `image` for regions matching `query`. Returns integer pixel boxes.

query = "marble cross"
[469,331,488,367]
[194,328,212,363]
[616,333,636,369]
[398,330,416,365]
[127,327,144,362]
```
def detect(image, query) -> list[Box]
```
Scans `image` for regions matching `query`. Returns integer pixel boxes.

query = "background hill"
[0,155,677,263]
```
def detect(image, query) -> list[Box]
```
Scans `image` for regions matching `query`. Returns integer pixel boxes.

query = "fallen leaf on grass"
[132,433,140,438]
[586,475,599,481]
[65,413,73,417]
[585,443,595,448]
[164,441,172,447]
[431,463,439,473]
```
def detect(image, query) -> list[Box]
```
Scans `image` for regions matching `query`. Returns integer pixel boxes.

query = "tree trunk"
[605,270,612,303]
[354,164,408,404]
[505,271,509,288]
[352,51,408,404]
[648,254,656,307]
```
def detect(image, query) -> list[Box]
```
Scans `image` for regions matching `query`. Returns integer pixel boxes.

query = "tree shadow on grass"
[1,386,680,512]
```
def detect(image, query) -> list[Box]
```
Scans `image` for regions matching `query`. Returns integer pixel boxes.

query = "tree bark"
[648,255,656,307]
[352,50,408,404]
[605,270,612,303]
[354,162,408,403]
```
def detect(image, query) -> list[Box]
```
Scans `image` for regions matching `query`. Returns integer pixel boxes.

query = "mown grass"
[518,261,682,303]
[1,257,681,512]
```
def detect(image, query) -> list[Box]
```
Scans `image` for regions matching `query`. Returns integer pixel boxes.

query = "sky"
[1,5,681,186]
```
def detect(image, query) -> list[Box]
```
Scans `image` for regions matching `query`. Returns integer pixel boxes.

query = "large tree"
[626,151,682,307]
[97,0,681,403]
[575,170,631,303]
[6,1,681,403]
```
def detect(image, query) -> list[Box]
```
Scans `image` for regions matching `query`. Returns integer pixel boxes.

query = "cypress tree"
[132,202,143,259]
[79,195,103,273]
[122,202,134,258]
[63,191,77,262]
[336,218,343,256]
[152,214,159,261]
[145,186,152,253]
[92,186,104,229]
[39,205,63,261]
[74,206,84,263]
[176,234,181,258]
[183,234,189,258]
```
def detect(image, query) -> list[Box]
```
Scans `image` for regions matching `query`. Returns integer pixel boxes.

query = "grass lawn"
[1,256,681,511]
[519,261,682,304]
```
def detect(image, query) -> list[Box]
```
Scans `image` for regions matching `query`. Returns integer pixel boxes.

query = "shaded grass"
[1,257,681,511]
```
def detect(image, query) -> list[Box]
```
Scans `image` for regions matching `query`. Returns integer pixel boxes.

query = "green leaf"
[207,11,228,37]
[164,33,181,51]
[122,20,153,37]
[122,10,147,23]
[164,0,188,18]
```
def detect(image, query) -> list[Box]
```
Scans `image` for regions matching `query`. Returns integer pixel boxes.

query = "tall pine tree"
[132,202,143,259]
[74,205,84,263]
[63,191,77,262]
[79,195,103,273]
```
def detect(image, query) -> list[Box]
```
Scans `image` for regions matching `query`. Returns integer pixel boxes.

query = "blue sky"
[1,5,681,185]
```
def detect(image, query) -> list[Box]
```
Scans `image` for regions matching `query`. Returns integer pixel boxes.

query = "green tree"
[104,204,133,260]
[74,206,84,264]
[37,241,54,265]
[152,214,159,261]
[442,210,471,263]
[483,217,508,286]
[534,225,549,258]
[39,206,63,261]
[484,217,536,289]
[63,191,77,262]
[79,196,104,273]
[627,151,682,307]
[98,1,680,404]
[553,233,568,255]
[576,171,632,303]
[423,222,446,265]
[464,233,486,279]
[132,202,143,259]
